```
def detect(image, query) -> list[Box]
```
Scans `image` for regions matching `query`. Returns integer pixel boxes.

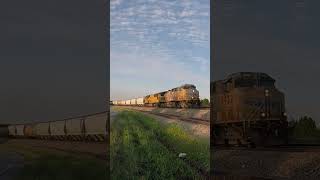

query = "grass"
[0,143,107,180]
[110,110,210,179]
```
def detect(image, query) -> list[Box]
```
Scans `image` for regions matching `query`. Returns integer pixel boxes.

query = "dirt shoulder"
[111,106,209,139]
[214,149,320,180]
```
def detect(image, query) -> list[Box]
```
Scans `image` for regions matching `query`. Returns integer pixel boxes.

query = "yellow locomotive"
[211,72,288,146]
[144,92,166,107]
[143,84,200,108]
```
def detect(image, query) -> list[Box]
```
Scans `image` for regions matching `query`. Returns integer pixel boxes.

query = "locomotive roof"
[177,84,196,89]
[224,72,275,82]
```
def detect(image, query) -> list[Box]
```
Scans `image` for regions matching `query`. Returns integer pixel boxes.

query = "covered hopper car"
[8,111,108,142]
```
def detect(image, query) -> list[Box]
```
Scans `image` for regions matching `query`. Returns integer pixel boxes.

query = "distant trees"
[288,116,320,138]
[200,98,210,107]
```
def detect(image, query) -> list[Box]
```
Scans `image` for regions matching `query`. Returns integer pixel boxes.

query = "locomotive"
[112,84,200,108]
[211,72,288,146]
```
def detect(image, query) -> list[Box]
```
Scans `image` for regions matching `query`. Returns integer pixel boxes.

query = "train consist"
[112,84,200,108]
[7,111,108,141]
[211,72,288,146]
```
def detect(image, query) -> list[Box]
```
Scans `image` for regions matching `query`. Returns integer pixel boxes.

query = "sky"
[213,0,320,123]
[110,0,210,101]
[0,0,107,124]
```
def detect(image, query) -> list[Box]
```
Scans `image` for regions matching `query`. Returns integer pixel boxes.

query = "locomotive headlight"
[261,112,266,117]
[283,112,287,117]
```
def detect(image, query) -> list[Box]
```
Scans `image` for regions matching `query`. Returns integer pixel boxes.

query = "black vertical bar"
[106,0,110,178]
[210,0,215,177]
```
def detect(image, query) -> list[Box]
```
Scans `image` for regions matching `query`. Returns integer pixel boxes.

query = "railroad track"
[214,144,320,152]
[133,109,210,125]
[112,105,210,110]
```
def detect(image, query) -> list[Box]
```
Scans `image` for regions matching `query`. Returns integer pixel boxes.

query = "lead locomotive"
[211,72,288,146]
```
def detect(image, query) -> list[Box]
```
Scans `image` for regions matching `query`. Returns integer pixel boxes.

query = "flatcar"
[211,72,288,147]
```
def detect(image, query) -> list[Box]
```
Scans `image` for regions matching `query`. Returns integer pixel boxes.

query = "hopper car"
[211,72,288,147]
[8,111,108,142]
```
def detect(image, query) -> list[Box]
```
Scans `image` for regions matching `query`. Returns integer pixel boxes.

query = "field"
[0,141,107,180]
[110,110,210,179]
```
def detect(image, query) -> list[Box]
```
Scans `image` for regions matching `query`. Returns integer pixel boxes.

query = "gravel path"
[213,149,320,180]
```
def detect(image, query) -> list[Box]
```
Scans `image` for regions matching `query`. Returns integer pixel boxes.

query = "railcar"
[212,72,288,147]
[65,117,83,141]
[24,124,36,138]
[0,125,9,137]
[136,97,144,106]
[125,100,131,105]
[7,112,108,142]
[8,125,16,137]
[130,99,137,105]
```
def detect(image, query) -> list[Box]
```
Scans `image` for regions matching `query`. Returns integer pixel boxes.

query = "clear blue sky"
[111,0,210,101]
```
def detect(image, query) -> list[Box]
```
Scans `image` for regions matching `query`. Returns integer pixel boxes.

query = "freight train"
[112,84,200,108]
[7,111,108,141]
[211,72,288,147]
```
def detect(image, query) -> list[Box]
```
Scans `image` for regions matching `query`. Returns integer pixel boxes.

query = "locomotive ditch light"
[283,112,287,117]
[261,112,266,117]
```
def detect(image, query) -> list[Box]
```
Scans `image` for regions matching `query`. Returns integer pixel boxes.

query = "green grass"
[0,144,107,180]
[16,154,106,180]
[111,110,209,179]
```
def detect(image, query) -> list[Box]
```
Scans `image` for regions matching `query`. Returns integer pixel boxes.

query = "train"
[211,72,288,147]
[111,84,200,108]
[7,111,108,142]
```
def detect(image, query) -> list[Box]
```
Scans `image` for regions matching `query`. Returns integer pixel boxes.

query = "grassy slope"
[111,110,209,179]
[0,143,107,180]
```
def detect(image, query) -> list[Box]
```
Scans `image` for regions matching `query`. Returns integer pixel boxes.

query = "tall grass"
[111,110,209,179]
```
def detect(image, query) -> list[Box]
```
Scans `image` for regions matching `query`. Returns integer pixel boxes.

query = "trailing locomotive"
[112,84,200,108]
[211,72,288,146]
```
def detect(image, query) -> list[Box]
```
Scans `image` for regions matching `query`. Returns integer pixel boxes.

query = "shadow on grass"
[15,153,106,180]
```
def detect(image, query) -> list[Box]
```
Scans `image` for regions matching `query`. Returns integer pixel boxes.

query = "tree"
[200,98,210,107]
[292,116,319,138]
